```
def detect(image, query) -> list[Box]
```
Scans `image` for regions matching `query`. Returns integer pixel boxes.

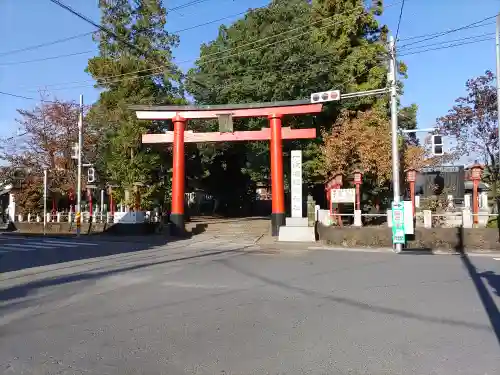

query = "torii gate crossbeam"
[131,100,323,236]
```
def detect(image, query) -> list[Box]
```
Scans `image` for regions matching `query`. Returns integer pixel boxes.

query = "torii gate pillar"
[170,115,186,231]
[269,114,286,233]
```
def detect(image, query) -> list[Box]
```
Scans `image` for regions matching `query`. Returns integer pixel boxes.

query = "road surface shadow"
[215,257,493,333]
[0,246,251,309]
[456,226,500,347]
[0,233,188,274]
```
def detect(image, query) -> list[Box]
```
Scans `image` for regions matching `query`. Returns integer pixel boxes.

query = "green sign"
[391,202,405,244]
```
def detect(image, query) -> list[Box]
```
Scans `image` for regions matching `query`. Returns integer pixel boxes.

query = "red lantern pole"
[88,189,93,217]
[332,173,343,227]
[353,170,363,211]
[470,164,483,225]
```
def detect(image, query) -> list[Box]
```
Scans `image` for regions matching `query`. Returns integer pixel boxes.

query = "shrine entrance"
[130,100,323,236]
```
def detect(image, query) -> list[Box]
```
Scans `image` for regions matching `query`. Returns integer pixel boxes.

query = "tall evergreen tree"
[185,0,415,207]
[86,0,182,209]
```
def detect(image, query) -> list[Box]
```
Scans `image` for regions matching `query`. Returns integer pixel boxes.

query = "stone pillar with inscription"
[290,150,303,217]
[278,150,316,242]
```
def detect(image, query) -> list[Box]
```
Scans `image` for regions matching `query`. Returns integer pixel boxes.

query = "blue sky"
[0,0,499,153]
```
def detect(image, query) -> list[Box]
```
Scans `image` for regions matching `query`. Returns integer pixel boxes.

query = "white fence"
[12,211,162,224]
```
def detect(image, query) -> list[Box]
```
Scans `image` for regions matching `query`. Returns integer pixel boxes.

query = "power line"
[0,91,60,103]
[395,0,406,41]
[399,36,493,56]
[173,10,247,33]
[398,22,494,42]
[16,6,396,93]
[0,50,94,66]
[39,0,404,90]
[0,31,94,57]
[6,0,399,93]
[5,14,491,97]
[46,0,174,73]
[0,10,249,68]
[399,14,496,48]
[399,32,495,52]
[169,0,214,12]
[0,9,246,61]
[1,33,491,102]
[14,0,490,99]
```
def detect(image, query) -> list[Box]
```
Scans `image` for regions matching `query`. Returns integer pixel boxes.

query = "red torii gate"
[130,100,323,236]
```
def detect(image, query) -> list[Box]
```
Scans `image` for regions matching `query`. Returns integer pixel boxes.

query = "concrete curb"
[307,245,500,257]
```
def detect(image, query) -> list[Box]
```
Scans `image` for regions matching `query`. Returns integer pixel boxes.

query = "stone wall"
[316,224,500,251]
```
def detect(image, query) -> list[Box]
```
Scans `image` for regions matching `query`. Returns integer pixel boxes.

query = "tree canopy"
[1,0,424,214]
[85,0,183,209]
[185,0,417,208]
[436,70,499,199]
[0,95,95,213]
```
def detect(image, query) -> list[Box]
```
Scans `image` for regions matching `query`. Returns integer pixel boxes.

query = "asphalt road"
[0,234,175,273]
[1,238,500,374]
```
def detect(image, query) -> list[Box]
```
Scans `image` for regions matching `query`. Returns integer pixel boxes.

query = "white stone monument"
[279,150,315,242]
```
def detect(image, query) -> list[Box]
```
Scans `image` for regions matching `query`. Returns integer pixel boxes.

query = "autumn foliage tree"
[436,71,499,203]
[0,96,95,213]
[320,110,392,184]
[321,109,439,206]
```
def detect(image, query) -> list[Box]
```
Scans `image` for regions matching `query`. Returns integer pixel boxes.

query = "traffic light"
[310,90,341,103]
[432,135,444,156]
[87,167,96,183]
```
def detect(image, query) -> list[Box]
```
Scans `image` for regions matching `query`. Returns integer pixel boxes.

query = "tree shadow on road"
[455,226,500,347]
[0,233,189,274]
[0,246,252,309]
[215,256,493,333]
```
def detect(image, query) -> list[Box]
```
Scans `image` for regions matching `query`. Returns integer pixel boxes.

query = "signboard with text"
[391,202,405,244]
[331,188,355,203]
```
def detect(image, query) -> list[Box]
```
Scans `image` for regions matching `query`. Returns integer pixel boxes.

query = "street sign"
[391,202,405,244]
[331,188,355,203]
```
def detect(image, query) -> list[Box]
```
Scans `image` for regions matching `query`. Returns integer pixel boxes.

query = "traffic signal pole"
[76,94,83,236]
[495,14,500,193]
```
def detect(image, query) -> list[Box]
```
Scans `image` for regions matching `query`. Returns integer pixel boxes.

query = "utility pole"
[495,14,500,187]
[76,94,83,235]
[43,168,47,236]
[389,35,402,254]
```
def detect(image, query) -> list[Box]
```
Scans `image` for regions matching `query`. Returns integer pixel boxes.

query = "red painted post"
[269,114,285,236]
[473,179,479,225]
[353,170,363,211]
[171,114,186,234]
[470,164,483,226]
[355,184,360,210]
[88,189,93,222]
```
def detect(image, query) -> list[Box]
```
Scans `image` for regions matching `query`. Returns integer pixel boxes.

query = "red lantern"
[405,168,418,217]
[406,169,417,183]
[353,169,363,185]
[470,163,483,181]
